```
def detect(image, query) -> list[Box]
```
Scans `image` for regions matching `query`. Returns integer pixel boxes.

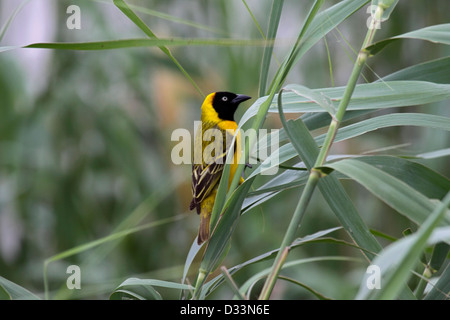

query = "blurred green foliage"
[0,0,448,299]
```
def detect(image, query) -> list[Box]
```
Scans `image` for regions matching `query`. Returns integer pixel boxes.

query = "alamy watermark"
[66,265,81,290]
[366,264,381,290]
[66,5,81,30]
[171,122,280,175]
[366,5,386,30]
[62,263,381,292]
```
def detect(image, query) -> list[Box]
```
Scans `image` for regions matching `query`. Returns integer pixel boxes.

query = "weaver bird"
[189,92,251,244]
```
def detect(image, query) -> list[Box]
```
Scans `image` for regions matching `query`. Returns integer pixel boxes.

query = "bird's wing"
[190,123,234,213]
[190,161,223,213]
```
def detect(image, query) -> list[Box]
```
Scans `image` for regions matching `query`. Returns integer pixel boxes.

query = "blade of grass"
[355,194,450,299]
[0,0,31,42]
[424,264,450,300]
[258,91,376,300]
[93,0,225,35]
[24,38,271,50]
[244,149,450,215]
[429,242,450,272]
[205,227,340,295]
[194,177,255,298]
[416,148,450,159]
[111,278,193,300]
[277,276,333,300]
[266,0,370,93]
[283,93,382,253]
[380,56,450,84]
[73,174,185,274]
[323,34,334,87]
[220,266,247,300]
[324,159,450,226]
[114,278,193,291]
[110,289,149,300]
[43,214,185,300]
[0,276,40,300]
[243,256,365,299]
[317,113,450,146]
[283,85,336,116]
[253,111,450,177]
[113,0,204,97]
[239,80,450,128]
[355,156,450,200]
[181,239,203,285]
[242,0,274,52]
[279,81,450,113]
[258,0,284,96]
[266,0,326,94]
[366,23,450,56]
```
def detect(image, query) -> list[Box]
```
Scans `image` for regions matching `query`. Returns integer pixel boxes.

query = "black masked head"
[212,92,251,121]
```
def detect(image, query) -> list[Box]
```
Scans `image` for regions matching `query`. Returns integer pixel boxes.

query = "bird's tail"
[197,212,211,245]
[197,190,216,245]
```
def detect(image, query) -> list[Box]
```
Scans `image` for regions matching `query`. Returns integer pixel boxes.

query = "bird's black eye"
[221,96,228,102]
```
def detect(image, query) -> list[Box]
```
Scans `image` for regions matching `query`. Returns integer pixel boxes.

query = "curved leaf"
[284,85,336,116]
[203,227,345,298]
[380,56,450,84]
[324,159,450,226]
[267,0,371,92]
[355,156,450,200]
[198,177,256,284]
[111,278,193,300]
[240,256,365,298]
[24,38,271,51]
[240,81,450,127]
[0,276,40,300]
[277,81,450,113]
[320,113,450,145]
[366,23,450,56]
[251,112,450,182]
[356,197,450,300]
[424,264,450,300]
[258,0,285,95]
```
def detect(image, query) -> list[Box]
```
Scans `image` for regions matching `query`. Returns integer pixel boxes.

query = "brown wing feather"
[190,160,223,214]
[190,123,231,214]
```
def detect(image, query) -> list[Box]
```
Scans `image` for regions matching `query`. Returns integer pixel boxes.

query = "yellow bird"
[189,92,251,244]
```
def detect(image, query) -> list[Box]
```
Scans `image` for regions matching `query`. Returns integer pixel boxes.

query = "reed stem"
[259,3,385,300]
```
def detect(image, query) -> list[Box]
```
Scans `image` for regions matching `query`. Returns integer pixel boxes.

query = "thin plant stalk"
[220,266,247,300]
[259,4,386,300]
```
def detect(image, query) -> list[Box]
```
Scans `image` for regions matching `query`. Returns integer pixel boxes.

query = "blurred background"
[0,0,448,299]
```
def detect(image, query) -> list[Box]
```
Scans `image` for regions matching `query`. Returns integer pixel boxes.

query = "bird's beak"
[232,94,251,105]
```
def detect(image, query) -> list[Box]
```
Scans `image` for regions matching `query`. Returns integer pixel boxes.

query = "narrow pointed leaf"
[258,0,284,95]
[424,264,450,300]
[356,189,450,300]
[324,159,450,226]
[240,81,450,127]
[366,23,450,56]
[380,56,450,84]
[199,178,255,278]
[0,276,40,300]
